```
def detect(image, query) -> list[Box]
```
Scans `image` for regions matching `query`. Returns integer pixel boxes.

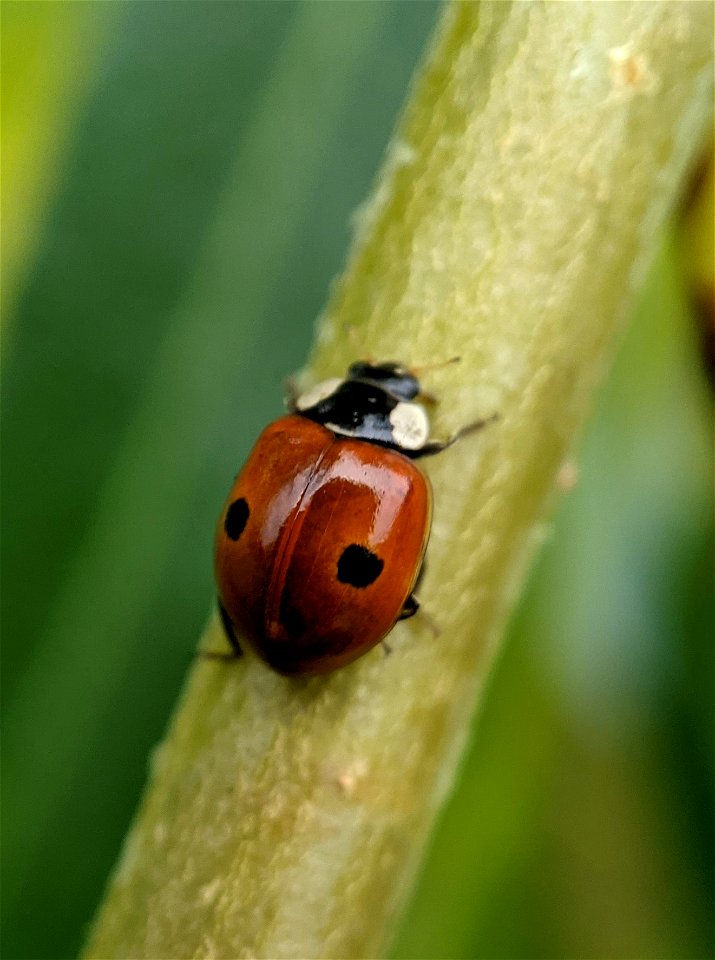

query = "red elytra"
[215,414,431,676]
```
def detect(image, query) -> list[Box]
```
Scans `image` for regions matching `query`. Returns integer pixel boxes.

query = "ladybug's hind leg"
[202,598,243,661]
[399,565,441,637]
[218,600,243,657]
[218,600,243,656]
[382,595,420,657]
[398,593,420,621]
[398,561,425,622]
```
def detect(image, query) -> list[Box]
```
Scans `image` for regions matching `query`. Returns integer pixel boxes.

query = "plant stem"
[84,3,713,958]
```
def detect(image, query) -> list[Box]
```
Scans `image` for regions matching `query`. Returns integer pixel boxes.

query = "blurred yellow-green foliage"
[2,4,712,959]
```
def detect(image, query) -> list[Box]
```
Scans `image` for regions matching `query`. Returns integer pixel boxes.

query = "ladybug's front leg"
[413,413,498,459]
[283,375,301,413]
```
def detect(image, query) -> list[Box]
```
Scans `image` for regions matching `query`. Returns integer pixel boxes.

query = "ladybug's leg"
[413,413,498,459]
[397,561,426,622]
[398,593,420,621]
[402,565,441,636]
[218,600,243,656]
[382,596,419,656]
[284,376,300,412]
[202,599,243,661]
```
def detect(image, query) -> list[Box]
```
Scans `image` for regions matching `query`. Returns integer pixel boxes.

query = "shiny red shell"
[214,414,431,675]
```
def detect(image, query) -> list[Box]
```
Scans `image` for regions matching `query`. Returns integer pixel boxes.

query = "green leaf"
[2,3,438,957]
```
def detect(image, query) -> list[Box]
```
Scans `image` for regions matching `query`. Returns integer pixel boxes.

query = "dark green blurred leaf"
[2,4,438,957]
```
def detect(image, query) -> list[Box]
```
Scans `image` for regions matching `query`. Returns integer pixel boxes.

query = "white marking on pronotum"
[295,377,343,411]
[324,422,359,439]
[389,402,429,450]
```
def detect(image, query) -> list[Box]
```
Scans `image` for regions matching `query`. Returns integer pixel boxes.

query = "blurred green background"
[2,3,712,959]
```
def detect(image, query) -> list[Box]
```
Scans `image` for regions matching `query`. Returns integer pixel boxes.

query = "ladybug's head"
[346,361,420,401]
[293,359,430,454]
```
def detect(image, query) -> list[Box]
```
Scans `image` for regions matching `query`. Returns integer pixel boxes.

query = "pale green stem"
[84,4,713,959]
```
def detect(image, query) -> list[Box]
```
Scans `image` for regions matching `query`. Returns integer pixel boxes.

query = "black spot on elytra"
[224,498,249,541]
[337,544,384,588]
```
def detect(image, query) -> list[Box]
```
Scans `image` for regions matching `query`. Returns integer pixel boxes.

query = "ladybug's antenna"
[409,356,461,405]
[410,356,461,377]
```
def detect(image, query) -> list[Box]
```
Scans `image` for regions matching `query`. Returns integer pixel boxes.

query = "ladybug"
[214,360,492,676]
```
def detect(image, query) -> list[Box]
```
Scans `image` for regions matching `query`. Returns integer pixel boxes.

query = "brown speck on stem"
[608,44,658,93]
[556,460,580,492]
